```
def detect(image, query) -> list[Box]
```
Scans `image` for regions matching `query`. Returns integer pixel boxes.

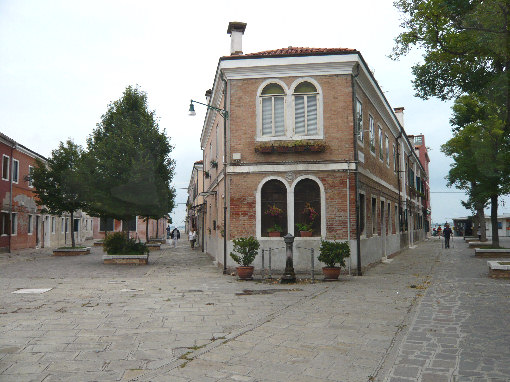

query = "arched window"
[261,179,287,236]
[260,83,285,137]
[294,178,321,236]
[294,81,318,136]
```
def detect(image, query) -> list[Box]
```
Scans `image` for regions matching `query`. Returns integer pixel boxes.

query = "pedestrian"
[477,226,481,241]
[443,224,452,249]
[170,228,180,248]
[189,228,197,250]
[166,225,171,239]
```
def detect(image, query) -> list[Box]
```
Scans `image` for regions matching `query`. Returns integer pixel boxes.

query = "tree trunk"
[490,194,499,247]
[146,217,149,243]
[70,211,76,248]
[474,200,487,241]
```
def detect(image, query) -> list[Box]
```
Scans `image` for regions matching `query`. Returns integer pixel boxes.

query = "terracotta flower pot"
[322,267,341,280]
[300,231,313,237]
[236,266,254,280]
[268,231,281,237]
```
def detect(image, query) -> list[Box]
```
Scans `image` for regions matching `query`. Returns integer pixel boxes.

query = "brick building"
[0,133,94,251]
[195,22,429,271]
[408,133,431,234]
[186,160,204,249]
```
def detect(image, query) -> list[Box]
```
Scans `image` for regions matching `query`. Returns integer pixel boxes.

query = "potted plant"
[210,159,218,168]
[309,142,326,152]
[230,236,260,280]
[318,240,350,280]
[265,204,284,237]
[267,224,283,237]
[296,203,319,237]
[102,232,150,265]
[204,171,210,178]
[255,143,273,153]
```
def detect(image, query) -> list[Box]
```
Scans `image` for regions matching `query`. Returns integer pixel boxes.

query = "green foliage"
[229,236,260,266]
[103,232,148,255]
[82,86,176,224]
[295,223,313,232]
[267,224,283,233]
[32,140,86,248]
[393,0,510,103]
[318,240,350,268]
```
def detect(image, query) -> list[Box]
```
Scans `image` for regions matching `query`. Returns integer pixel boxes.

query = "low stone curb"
[53,247,91,256]
[102,254,149,265]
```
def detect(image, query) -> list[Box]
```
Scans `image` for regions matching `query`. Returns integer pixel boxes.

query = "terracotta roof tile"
[223,47,357,59]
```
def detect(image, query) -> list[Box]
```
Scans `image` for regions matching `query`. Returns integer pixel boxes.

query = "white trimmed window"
[260,83,286,137]
[11,213,17,235]
[51,217,55,234]
[378,126,383,160]
[28,215,33,234]
[2,155,9,181]
[293,82,318,136]
[356,99,363,142]
[385,135,390,165]
[12,159,19,183]
[28,166,34,187]
[369,116,375,153]
[393,144,397,173]
[61,217,65,233]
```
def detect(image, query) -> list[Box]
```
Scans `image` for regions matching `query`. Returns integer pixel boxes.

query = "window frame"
[378,125,383,161]
[369,115,375,154]
[28,214,33,234]
[393,144,397,173]
[11,213,17,235]
[385,135,390,166]
[12,159,19,184]
[256,78,324,141]
[1,212,9,235]
[259,81,287,138]
[293,82,319,137]
[2,155,9,181]
[61,217,65,233]
[51,216,55,234]
[28,165,34,187]
[356,98,364,143]
[371,196,377,236]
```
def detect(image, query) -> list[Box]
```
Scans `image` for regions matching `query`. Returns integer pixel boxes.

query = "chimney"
[227,22,247,55]
[394,107,404,127]
[205,89,212,104]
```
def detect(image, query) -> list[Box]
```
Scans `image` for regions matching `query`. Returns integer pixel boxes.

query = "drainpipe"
[8,143,15,253]
[222,74,228,274]
[396,133,402,234]
[351,63,362,276]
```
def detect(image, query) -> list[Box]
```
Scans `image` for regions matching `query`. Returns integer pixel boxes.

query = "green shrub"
[230,236,260,266]
[318,240,350,268]
[103,232,148,255]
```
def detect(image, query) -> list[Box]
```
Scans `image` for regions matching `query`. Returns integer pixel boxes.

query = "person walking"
[170,228,180,248]
[189,228,197,250]
[443,224,452,249]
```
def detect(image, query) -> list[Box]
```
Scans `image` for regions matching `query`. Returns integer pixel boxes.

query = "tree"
[394,0,510,246]
[441,94,510,246]
[32,140,85,247]
[83,86,176,241]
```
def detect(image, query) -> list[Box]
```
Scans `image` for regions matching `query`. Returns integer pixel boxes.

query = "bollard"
[281,234,296,283]
[261,249,265,279]
[268,248,272,279]
[311,248,315,283]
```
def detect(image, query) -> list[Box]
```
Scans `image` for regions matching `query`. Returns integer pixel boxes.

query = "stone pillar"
[281,233,296,283]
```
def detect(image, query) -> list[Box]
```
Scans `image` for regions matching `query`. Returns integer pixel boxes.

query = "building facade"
[91,216,167,242]
[196,23,428,271]
[186,160,204,249]
[0,133,95,251]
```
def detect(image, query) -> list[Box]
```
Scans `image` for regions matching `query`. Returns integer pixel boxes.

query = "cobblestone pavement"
[380,237,510,382]
[0,237,508,381]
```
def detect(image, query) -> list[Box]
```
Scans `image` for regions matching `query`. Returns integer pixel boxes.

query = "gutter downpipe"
[396,133,402,235]
[222,74,228,274]
[8,143,15,253]
[351,63,362,276]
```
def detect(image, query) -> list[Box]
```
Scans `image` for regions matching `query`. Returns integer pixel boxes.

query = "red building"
[1,133,46,251]
[408,134,431,233]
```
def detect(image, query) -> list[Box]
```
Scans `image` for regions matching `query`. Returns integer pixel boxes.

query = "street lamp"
[188,100,229,119]
[188,93,229,275]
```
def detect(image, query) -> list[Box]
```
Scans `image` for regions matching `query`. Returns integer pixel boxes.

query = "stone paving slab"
[1,237,509,381]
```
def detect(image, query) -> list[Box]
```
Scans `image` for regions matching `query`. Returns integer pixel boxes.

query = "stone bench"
[53,247,91,256]
[475,248,510,258]
[469,241,493,249]
[103,254,149,265]
[146,243,161,251]
[488,261,510,278]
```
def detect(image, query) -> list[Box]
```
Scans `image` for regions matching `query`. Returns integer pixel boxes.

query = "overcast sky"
[1,0,509,227]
